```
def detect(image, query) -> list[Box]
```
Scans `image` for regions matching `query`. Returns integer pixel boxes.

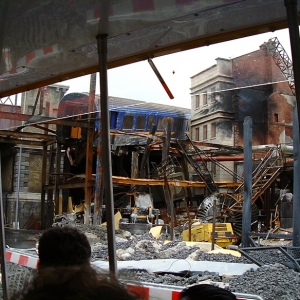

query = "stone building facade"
[190,42,295,182]
[1,84,69,228]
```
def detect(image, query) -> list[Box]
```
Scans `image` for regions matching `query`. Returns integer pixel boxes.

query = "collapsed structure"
[0,38,297,250]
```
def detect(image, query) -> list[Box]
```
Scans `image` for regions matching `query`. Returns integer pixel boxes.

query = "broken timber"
[111,176,241,187]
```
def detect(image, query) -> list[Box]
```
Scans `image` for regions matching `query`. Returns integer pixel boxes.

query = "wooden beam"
[112,176,242,187]
[0,111,92,128]
[0,130,56,140]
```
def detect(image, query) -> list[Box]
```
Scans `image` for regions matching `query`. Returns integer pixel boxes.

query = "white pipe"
[14,92,27,229]
[251,144,294,155]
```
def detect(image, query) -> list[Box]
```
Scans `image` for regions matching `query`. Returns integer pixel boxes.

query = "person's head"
[180,284,236,300]
[37,226,91,269]
[11,265,140,300]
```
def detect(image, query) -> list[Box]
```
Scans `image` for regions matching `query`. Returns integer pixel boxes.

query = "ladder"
[235,146,283,204]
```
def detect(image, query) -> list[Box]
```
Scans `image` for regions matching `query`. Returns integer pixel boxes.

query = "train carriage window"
[157,117,174,131]
[170,118,174,130]
[147,116,156,130]
[177,119,184,131]
[157,117,166,130]
[123,114,134,130]
[110,111,118,129]
[136,115,146,130]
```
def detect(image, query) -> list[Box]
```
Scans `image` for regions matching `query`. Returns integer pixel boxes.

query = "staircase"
[234,146,283,204]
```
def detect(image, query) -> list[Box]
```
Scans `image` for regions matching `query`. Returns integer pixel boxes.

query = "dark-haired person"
[11,226,140,300]
[37,226,91,269]
[180,284,236,300]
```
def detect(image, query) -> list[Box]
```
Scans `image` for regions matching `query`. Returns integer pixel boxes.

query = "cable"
[193,79,290,95]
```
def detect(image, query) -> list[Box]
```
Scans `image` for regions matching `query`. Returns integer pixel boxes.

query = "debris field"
[69,224,300,300]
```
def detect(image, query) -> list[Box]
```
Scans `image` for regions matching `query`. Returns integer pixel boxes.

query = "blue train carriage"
[56,92,191,147]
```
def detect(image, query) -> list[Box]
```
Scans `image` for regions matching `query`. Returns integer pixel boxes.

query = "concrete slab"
[92,259,258,276]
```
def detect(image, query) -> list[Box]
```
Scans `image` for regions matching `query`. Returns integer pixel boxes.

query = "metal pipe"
[148,58,174,99]
[211,198,216,251]
[195,155,246,161]
[284,0,300,247]
[40,143,47,229]
[280,144,294,154]
[0,151,9,300]
[293,106,300,246]
[285,0,300,132]
[14,145,22,229]
[84,74,96,224]
[242,116,252,248]
[94,74,103,225]
[97,34,117,275]
[251,145,277,152]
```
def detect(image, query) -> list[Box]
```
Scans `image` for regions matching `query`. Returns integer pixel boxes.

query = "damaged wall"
[190,41,295,149]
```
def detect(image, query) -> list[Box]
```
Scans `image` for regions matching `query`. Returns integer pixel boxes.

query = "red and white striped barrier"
[126,283,263,300]
[6,250,38,269]
[0,44,60,79]
[16,44,60,68]
[127,283,181,300]
[5,250,263,299]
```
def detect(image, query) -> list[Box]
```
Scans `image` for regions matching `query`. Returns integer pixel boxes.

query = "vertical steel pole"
[162,118,173,240]
[94,124,103,225]
[14,146,22,229]
[293,106,300,246]
[84,74,96,224]
[97,34,117,275]
[94,73,104,225]
[40,143,47,229]
[54,144,61,215]
[242,116,252,248]
[285,0,300,129]
[284,0,300,247]
[0,152,9,300]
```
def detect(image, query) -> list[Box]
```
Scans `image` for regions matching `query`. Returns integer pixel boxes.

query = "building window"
[195,127,199,141]
[274,113,279,122]
[203,92,207,106]
[195,95,200,108]
[27,105,34,115]
[203,125,207,140]
[210,87,216,103]
[211,122,216,138]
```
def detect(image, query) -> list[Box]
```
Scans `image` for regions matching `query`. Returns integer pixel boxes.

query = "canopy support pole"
[97,34,117,275]
[0,151,9,300]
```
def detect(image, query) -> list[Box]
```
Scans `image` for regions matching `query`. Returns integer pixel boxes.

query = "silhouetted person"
[11,226,140,300]
[37,226,91,269]
[180,284,236,300]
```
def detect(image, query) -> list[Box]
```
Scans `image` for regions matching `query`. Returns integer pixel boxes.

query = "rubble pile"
[118,269,222,286]
[71,224,249,263]
[224,264,300,300]
[60,224,300,299]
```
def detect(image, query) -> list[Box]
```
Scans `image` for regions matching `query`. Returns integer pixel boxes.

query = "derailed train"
[56,92,190,147]
[55,92,191,217]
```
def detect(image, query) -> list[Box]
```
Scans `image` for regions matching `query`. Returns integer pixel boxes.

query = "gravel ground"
[42,224,300,299]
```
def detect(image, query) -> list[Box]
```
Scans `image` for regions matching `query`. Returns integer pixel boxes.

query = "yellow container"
[182,223,236,248]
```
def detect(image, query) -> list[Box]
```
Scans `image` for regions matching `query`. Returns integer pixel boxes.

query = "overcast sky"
[60,28,291,109]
